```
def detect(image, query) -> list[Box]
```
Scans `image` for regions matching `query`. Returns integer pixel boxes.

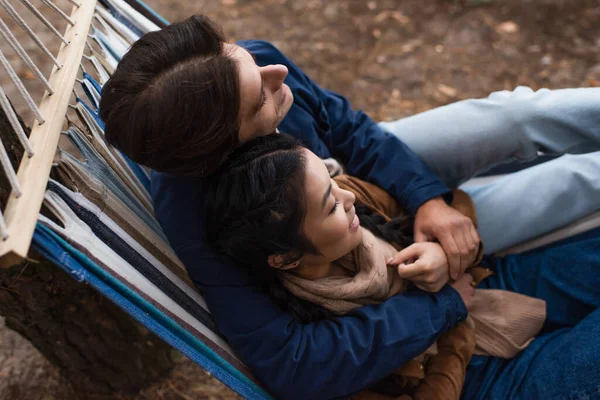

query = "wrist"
[421,196,446,210]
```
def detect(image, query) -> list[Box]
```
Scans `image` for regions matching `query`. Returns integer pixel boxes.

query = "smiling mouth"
[349,214,360,231]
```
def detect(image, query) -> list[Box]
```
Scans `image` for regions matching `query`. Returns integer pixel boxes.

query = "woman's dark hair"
[99,15,241,177]
[355,205,414,250]
[205,134,333,323]
[206,134,414,324]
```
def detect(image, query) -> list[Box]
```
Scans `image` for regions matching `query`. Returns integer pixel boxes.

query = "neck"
[291,260,352,280]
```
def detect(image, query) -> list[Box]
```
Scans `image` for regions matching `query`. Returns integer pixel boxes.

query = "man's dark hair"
[99,15,241,177]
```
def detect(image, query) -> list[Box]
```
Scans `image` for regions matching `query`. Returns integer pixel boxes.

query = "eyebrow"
[321,183,332,209]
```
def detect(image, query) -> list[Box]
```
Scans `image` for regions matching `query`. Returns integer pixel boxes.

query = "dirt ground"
[1,0,600,399]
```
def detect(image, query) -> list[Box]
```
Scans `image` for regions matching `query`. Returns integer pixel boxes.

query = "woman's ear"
[267,254,300,270]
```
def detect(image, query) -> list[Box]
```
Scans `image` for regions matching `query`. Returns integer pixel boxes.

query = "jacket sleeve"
[242,40,452,214]
[183,247,468,400]
[316,86,451,214]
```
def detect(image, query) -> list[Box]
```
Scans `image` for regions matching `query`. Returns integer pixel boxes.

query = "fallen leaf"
[437,84,457,98]
[496,21,519,34]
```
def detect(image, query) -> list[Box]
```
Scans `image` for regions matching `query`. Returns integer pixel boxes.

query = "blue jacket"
[151,40,467,399]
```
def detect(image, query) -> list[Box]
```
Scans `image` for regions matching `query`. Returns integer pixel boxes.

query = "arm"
[197,261,468,400]
[151,172,468,399]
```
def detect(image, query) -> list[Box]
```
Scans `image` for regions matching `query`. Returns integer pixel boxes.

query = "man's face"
[227,44,294,142]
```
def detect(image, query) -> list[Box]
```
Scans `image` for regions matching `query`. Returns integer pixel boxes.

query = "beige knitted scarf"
[281,228,546,358]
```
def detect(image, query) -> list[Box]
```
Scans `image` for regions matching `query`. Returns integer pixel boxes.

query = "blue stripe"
[32,223,273,400]
[133,0,170,26]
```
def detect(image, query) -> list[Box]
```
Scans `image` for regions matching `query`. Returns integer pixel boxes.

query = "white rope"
[0,0,62,68]
[40,0,75,26]
[66,0,82,7]
[18,0,69,45]
[0,88,24,198]
[0,210,8,240]
[83,54,110,85]
[0,85,34,158]
[0,18,54,94]
[0,136,21,197]
[0,49,45,125]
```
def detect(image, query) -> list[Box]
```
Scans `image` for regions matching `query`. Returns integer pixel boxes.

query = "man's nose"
[260,64,288,90]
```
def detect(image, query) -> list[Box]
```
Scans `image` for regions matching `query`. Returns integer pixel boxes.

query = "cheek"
[314,217,358,259]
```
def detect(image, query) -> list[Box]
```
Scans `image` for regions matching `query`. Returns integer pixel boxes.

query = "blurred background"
[1,0,599,399]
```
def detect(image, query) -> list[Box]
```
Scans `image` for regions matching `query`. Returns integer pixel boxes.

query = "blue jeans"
[379,86,600,253]
[379,87,600,399]
[462,230,600,400]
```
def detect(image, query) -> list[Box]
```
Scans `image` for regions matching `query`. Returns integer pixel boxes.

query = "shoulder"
[151,170,206,250]
[236,39,288,64]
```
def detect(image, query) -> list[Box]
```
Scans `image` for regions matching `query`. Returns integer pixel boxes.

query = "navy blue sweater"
[151,40,467,399]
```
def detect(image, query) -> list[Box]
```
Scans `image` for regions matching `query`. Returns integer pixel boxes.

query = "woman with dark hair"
[206,134,600,400]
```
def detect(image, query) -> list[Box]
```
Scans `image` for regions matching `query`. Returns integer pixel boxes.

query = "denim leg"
[463,309,600,400]
[481,230,600,331]
[379,86,600,188]
[461,152,600,253]
[462,233,600,400]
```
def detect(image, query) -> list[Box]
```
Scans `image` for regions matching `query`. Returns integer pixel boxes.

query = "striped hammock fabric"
[21,0,272,398]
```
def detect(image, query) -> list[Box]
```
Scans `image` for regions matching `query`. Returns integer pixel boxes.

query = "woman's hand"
[414,197,480,280]
[387,242,450,292]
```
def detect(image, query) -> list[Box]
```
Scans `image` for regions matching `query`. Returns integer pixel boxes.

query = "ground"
[1,0,599,399]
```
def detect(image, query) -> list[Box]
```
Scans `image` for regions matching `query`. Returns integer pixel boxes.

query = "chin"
[349,229,363,250]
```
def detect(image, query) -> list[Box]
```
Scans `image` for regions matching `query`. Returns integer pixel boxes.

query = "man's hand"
[450,274,475,309]
[387,242,450,293]
[414,197,480,280]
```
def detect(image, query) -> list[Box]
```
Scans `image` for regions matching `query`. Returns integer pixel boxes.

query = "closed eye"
[330,199,339,215]
[260,88,267,108]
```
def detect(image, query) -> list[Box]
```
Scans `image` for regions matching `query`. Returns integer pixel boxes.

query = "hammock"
[0,1,598,399]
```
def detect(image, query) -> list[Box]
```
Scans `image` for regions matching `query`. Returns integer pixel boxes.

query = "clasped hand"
[387,196,480,292]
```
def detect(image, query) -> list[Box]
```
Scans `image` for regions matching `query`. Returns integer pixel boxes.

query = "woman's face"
[299,149,363,266]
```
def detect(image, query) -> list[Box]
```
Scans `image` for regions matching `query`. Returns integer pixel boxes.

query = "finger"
[454,230,470,276]
[414,230,429,243]
[471,228,481,258]
[438,232,461,279]
[463,229,477,265]
[397,261,429,279]
[470,224,480,246]
[387,244,422,265]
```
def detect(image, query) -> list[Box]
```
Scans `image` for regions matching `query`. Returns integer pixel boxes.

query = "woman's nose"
[343,190,356,212]
[260,64,288,90]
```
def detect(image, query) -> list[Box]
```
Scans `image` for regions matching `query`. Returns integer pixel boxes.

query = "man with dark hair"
[100,15,600,399]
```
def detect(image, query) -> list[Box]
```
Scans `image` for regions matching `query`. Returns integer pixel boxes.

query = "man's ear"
[267,254,300,270]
